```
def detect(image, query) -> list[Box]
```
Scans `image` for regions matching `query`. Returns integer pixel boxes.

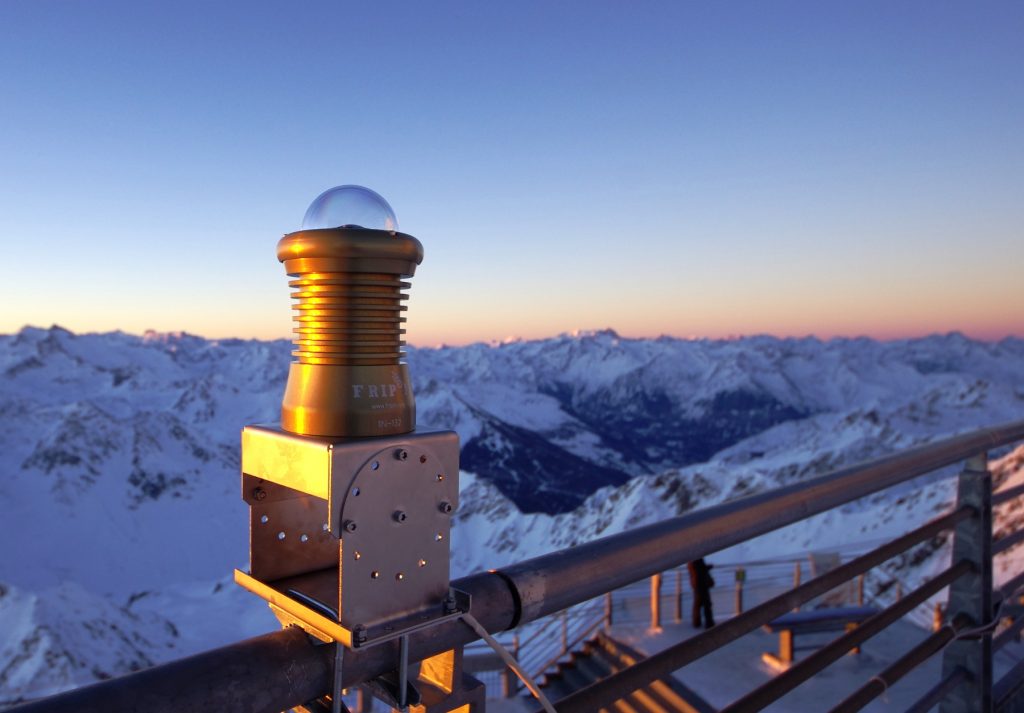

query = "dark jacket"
[688,558,715,590]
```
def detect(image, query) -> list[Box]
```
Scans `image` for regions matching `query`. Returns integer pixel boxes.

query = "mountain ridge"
[1,325,1023,703]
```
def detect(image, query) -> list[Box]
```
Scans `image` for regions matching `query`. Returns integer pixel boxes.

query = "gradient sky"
[1,1,1021,345]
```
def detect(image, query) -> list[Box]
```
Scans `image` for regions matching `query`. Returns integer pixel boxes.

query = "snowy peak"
[0,582,180,706]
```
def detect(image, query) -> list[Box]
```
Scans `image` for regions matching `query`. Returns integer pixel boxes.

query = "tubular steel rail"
[8,418,1024,713]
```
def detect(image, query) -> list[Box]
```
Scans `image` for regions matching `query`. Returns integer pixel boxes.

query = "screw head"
[252,487,267,501]
[344,520,358,533]
[393,510,408,523]
[439,501,453,514]
[396,449,409,461]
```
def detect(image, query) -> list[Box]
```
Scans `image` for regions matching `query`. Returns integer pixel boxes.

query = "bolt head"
[393,510,408,523]
[344,520,358,533]
[396,449,409,461]
[252,487,267,501]
[439,501,453,514]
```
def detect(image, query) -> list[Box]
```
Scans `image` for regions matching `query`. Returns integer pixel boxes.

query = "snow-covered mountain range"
[1,325,1023,705]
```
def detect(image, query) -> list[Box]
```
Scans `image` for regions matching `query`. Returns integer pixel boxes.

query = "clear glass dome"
[301,185,399,231]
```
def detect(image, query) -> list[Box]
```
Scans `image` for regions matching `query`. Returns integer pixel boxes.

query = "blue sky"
[1,1,1022,344]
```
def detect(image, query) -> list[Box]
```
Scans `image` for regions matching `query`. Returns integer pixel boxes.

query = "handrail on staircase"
[529,611,607,681]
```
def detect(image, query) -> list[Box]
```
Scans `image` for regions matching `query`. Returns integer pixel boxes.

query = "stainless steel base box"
[235,424,460,647]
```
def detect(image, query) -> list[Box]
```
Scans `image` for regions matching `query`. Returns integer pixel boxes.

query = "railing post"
[502,633,520,698]
[674,568,684,624]
[857,574,865,606]
[650,572,663,632]
[560,610,569,655]
[1018,594,1024,644]
[793,562,802,612]
[940,452,993,713]
[735,567,746,616]
[604,591,614,630]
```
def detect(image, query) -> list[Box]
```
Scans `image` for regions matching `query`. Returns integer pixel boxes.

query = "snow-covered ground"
[0,325,1022,705]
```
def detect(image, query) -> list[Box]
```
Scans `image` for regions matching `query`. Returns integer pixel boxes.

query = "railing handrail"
[528,614,605,680]
[500,419,1024,624]
[546,506,974,712]
[518,599,606,678]
[10,418,1024,713]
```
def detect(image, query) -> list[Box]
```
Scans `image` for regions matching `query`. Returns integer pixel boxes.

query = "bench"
[761,606,879,669]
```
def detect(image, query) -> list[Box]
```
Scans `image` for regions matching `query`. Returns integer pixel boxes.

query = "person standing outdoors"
[688,558,716,628]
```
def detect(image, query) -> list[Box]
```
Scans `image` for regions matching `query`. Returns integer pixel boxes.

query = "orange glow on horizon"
[4,314,1021,347]
[4,279,1021,349]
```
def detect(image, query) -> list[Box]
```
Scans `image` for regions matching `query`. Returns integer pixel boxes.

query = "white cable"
[954,596,1005,640]
[460,612,558,713]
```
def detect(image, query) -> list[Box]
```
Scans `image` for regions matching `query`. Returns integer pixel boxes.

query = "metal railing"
[8,418,1024,713]
[466,552,881,700]
[462,596,607,698]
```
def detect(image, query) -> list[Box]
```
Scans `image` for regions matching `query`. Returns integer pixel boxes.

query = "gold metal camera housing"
[277,227,423,438]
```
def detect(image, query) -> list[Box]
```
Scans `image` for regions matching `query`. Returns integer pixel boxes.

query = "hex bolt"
[354,625,368,644]
[396,448,409,461]
[439,501,453,514]
[393,510,408,523]
[344,520,358,533]
[252,487,267,501]
[443,593,457,614]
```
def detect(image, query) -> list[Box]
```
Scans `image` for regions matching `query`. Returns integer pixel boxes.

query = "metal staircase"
[538,631,715,713]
